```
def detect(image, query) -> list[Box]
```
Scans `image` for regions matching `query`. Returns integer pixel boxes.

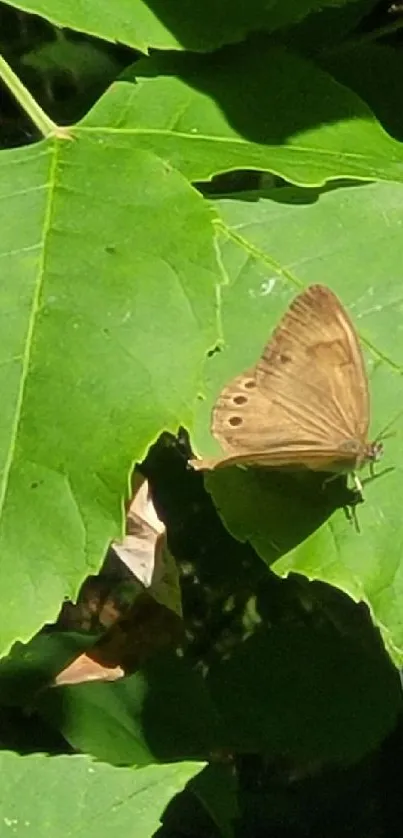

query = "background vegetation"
[1,0,403,835]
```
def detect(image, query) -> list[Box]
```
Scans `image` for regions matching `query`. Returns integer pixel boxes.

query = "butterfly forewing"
[196,285,371,474]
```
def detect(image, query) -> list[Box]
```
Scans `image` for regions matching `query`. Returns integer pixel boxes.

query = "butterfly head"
[368,440,384,463]
[363,440,383,480]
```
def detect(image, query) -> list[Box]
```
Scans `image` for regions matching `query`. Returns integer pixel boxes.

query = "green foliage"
[0,752,207,836]
[1,0,403,835]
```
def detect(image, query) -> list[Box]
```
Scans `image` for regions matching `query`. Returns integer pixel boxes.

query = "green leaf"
[0,751,205,837]
[38,652,222,764]
[0,137,219,657]
[1,0,364,53]
[82,44,403,186]
[191,181,403,664]
[22,33,122,85]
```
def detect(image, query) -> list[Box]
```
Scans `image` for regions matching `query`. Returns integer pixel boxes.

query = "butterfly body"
[191,285,381,487]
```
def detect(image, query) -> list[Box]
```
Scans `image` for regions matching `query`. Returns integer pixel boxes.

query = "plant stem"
[325,18,403,54]
[0,52,61,138]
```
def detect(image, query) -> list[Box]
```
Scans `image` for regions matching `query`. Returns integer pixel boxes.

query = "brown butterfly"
[191,284,382,492]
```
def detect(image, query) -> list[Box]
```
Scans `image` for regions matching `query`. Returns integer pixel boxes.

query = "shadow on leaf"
[204,467,361,564]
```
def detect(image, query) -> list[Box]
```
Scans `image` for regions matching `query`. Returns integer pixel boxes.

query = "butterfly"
[190,284,382,492]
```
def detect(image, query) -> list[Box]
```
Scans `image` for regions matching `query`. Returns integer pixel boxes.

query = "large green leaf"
[2,0,362,52]
[0,137,219,656]
[82,45,403,186]
[0,751,205,837]
[191,181,403,664]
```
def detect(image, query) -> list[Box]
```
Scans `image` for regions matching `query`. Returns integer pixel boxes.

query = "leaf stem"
[0,52,69,139]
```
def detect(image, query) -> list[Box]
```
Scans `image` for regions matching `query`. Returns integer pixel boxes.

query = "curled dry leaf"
[54,474,183,687]
[113,471,166,586]
[113,472,182,618]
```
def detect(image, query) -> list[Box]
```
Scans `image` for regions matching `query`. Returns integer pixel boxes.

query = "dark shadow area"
[197,178,370,203]
[141,433,363,573]
[131,0,279,52]
[321,42,403,143]
[0,431,402,836]
[203,466,362,564]
[155,722,403,837]
[125,34,372,147]
[0,5,137,148]
[0,704,73,755]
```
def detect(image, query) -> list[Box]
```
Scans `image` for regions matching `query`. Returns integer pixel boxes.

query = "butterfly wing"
[195,285,369,471]
[257,284,369,442]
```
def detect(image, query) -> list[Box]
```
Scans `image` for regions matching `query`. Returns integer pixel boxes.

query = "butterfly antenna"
[374,407,403,443]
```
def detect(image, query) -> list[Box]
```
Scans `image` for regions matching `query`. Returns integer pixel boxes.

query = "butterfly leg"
[344,502,361,533]
[322,473,338,489]
[352,472,363,494]
[323,471,364,499]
